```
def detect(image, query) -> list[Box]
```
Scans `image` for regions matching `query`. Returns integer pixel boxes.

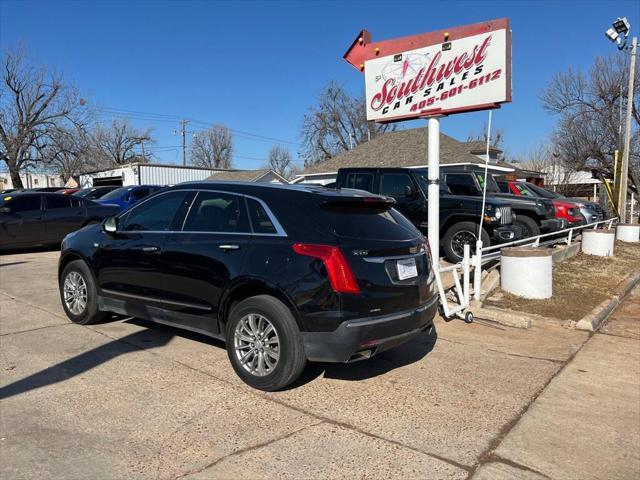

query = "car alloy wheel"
[63,271,88,315]
[233,313,280,377]
[451,230,477,258]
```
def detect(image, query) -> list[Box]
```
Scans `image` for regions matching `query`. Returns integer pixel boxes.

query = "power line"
[91,105,301,146]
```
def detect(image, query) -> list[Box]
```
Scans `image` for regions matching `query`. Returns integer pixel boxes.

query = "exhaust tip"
[347,349,374,362]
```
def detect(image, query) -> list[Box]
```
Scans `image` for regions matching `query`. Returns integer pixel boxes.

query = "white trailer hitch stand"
[431,243,474,323]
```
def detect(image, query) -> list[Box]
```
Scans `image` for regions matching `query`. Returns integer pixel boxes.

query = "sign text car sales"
[364,27,511,122]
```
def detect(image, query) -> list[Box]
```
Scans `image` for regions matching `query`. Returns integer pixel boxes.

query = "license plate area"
[396,257,418,280]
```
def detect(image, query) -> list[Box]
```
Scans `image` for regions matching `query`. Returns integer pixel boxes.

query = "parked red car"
[497,180,585,225]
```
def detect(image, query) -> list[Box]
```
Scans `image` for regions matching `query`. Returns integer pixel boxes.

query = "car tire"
[442,221,489,263]
[514,215,540,238]
[226,295,306,391]
[59,260,107,325]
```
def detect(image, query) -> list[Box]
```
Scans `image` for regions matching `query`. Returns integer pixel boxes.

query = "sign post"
[427,117,441,258]
[344,18,512,264]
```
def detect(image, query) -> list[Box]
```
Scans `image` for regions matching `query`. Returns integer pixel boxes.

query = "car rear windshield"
[319,203,420,240]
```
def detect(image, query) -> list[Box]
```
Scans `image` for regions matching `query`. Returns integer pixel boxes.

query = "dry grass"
[485,241,640,321]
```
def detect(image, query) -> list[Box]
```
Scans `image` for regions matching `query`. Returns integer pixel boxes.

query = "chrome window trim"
[118,188,287,237]
[362,251,427,263]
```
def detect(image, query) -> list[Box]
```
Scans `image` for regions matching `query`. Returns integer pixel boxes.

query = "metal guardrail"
[477,217,619,262]
[470,217,619,301]
[436,217,619,321]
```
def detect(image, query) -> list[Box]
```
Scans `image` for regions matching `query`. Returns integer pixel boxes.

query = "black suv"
[58,182,438,390]
[335,168,520,262]
[439,165,564,237]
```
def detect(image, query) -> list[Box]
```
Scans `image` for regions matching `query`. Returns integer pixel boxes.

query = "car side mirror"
[102,216,119,233]
[0,207,10,214]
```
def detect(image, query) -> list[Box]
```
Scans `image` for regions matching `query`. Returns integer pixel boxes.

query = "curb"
[551,242,581,263]
[575,272,640,332]
[472,305,535,329]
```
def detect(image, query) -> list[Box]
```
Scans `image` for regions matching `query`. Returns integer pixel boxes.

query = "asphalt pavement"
[0,250,638,479]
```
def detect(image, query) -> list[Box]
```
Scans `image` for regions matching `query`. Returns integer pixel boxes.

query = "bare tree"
[190,124,233,169]
[300,82,392,166]
[513,143,585,196]
[268,145,292,178]
[39,126,93,183]
[92,119,153,166]
[466,123,506,146]
[540,53,639,193]
[0,46,88,188]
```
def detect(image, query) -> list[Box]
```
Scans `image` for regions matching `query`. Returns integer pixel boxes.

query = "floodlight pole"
[620,36,637,223]
[427,117,441,263]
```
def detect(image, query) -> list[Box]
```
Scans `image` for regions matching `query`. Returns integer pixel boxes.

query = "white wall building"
[0,171,64,190]
[79,163,288,187]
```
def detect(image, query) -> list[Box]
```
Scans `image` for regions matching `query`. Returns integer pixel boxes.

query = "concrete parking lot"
[1,250,638,479]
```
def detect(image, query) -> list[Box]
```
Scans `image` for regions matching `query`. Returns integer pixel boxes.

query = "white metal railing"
[479,217,618,258]
[471,217,619,301]
[434,217,619,320]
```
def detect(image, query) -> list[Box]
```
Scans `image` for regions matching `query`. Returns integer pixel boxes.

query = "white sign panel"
[364,28,511,122]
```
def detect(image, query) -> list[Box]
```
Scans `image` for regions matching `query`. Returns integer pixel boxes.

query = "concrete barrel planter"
[501,247,553,299]
[616,223,640,243]
[582,229,615,256]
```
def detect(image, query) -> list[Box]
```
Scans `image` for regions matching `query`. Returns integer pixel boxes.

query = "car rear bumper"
[302,294,438,363]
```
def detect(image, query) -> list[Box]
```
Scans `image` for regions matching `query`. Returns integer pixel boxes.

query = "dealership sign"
[344,19,512,122]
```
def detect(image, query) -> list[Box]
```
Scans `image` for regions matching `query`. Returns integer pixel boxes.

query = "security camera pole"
[606,17,635,222]
[620,36,637,222]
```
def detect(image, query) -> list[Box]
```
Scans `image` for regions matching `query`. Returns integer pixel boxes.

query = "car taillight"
[292,244,361,294]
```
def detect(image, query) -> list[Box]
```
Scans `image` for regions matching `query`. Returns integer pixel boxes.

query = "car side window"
[120,191,190,232]
[71,197,83,208]
[380,173,414,197]
[497,181,510,193]
[7,195,41,212]
[445,174,480,195]
[182,192,250,233]
[246,198,277,234]
[130,188,149,201]
[46,195,72,209]
[345,173,374,192]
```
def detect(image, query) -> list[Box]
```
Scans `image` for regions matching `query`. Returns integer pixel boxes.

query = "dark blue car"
[95,185,163,211]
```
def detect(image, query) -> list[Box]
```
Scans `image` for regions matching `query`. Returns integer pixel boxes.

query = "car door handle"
[141,246,160,253]
[219,244,240,251]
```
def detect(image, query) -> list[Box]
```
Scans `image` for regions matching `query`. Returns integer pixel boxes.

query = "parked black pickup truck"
[439,165,565,237]
[335,168,521,262]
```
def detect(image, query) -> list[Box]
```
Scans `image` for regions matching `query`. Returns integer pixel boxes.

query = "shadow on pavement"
[0,261,28,268]
[0,327,176,400]
[288,327,438,388]
[0,318,437,399]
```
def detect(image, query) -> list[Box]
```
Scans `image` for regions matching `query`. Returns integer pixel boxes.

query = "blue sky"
[1,0,639,170]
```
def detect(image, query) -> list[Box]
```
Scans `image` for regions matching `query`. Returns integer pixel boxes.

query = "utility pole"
[181,119,188,166]
[620,36,637,222]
